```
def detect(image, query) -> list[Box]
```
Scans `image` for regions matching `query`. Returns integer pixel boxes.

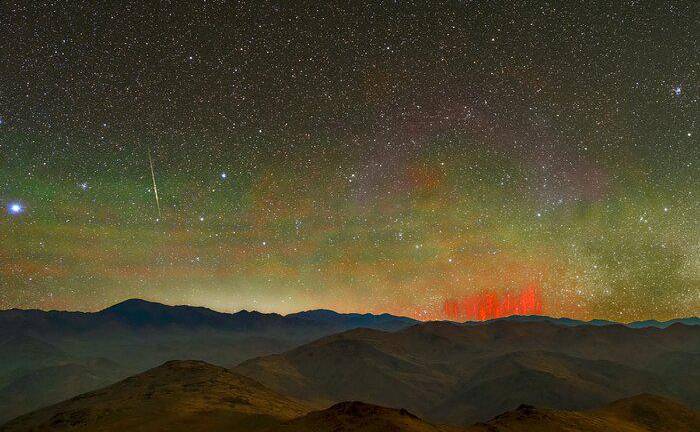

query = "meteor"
[148,146,162,221]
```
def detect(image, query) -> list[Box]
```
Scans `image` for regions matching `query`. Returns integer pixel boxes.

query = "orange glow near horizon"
[443,282,543,321]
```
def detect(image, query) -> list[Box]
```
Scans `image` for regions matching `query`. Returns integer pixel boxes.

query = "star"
[0,1,695,322]
[8,202,23,215]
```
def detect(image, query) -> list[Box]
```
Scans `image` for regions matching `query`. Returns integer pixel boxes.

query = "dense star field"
[0,1,697,320]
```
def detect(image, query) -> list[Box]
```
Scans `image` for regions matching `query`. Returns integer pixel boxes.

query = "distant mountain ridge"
[3,299,697,330]
[487,314,700,328]
[98,298,316,330]
[1,298,420,332]
[288,308,418,331]
[627,317,700,328]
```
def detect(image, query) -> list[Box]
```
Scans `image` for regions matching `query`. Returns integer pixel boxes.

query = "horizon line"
[2,297,697,325]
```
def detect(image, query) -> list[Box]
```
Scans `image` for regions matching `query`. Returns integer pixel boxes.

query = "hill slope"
[0,360,312,432]
[0,359,126,423]
[235,320,700,424]
[3,364,698,432]
[267,395,700,432]
[268,401,459,432]
[467,394,700,432]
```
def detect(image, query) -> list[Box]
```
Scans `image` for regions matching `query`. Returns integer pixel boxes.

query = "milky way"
[0,1,697,320]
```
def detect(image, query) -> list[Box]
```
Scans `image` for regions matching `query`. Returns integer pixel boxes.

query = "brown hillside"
[234,321,699,424]
[0,360,312,432]
[266,401,462,432]
[467,394,700,432]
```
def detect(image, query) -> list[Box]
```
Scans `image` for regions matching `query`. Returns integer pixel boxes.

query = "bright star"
[220,172,227,179]
[8,203,23,214]
[674,86,681,96]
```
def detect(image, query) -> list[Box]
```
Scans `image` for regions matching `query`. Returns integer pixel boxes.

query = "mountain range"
[1,299,698,429]
[0,299,416,423]
[234,319,700,425]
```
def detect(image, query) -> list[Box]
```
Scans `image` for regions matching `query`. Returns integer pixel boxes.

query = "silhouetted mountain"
[628,317,700,328]
[99,298,230,326]
[484,315,700,328]
[1,299,417,336]
[0,360,312,432]
[288,309,418,331]
[95,299,329,334]
[235,320,700,425]
[98,299,327,331]
[98,299,419,332]
[486,315,617,327]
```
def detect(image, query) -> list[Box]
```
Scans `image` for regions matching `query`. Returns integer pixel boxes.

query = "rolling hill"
[3,361,698,432]
[0,360,313,432]
[268,401,459,432]
[0,359,126,423]
[0,299,416,423]
[467,394,700,431]
[234,320,700,424]
[271,395,700,432]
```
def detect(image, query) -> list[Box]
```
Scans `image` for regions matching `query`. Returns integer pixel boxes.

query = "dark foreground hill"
[0,360,312,432]
[268,401,460,432]
[467,394,700,432]
[234,320,700,425]
[269,395,700,432]
[3,364,698,432]
[0,299,416,423]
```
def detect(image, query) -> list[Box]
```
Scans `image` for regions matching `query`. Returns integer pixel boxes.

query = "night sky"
[0,1,697,321]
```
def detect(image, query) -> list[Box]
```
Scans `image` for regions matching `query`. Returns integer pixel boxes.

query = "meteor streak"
[148,146,162,221]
